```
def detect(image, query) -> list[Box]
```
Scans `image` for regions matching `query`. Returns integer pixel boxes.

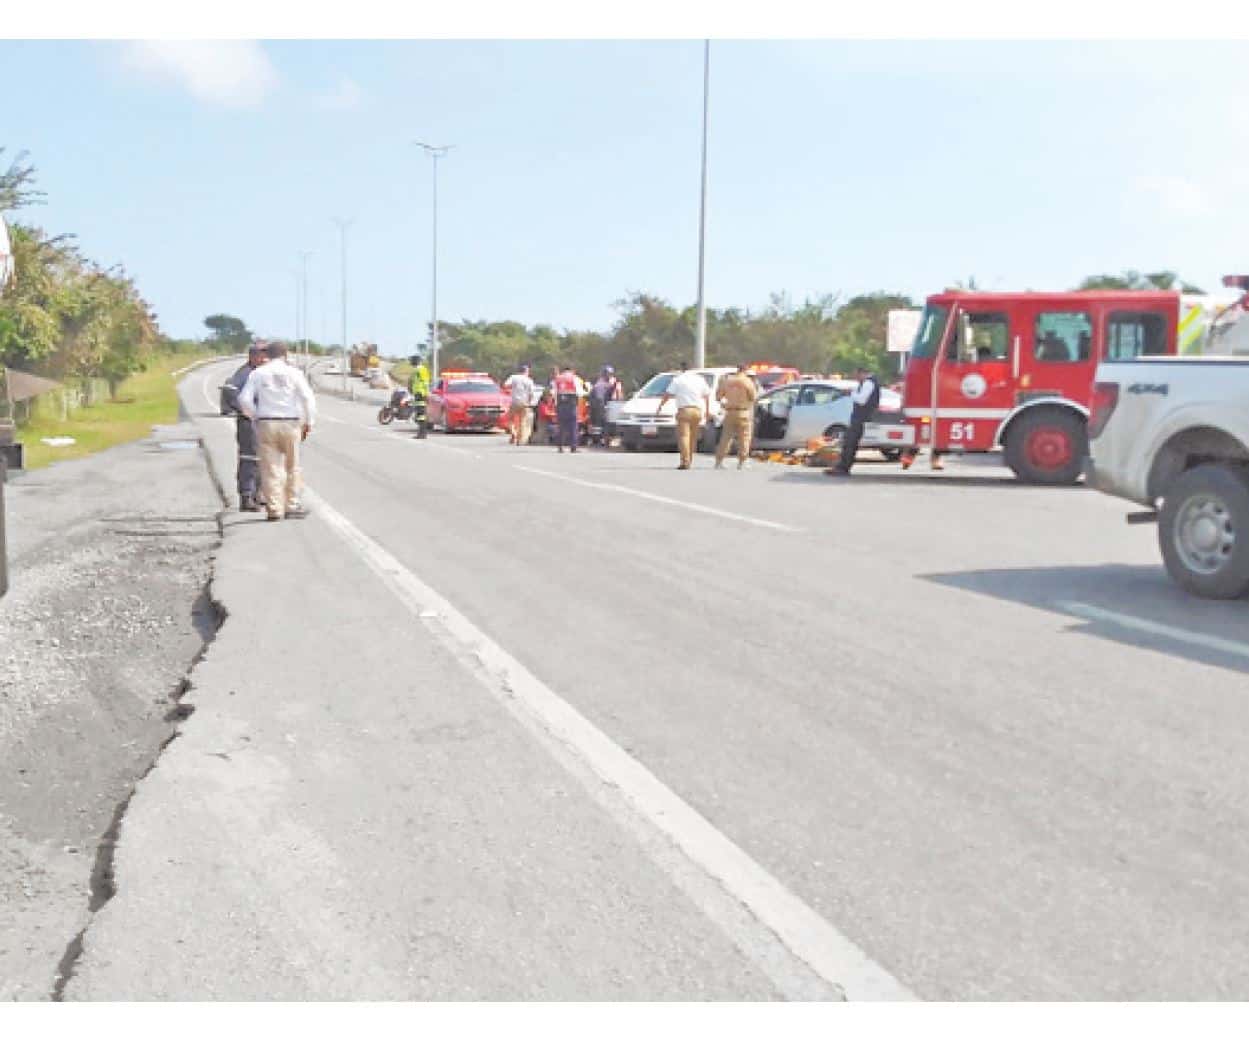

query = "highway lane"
[76,361,1249,999]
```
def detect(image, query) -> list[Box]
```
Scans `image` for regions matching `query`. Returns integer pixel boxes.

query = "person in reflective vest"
[409,359,431,400]
[222,343,269,510]
[553,364,587,453]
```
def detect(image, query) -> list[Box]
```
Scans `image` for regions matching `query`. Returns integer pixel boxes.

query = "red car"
[428,371,510,433]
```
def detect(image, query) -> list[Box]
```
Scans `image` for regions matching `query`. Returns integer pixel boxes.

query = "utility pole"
[694,39,711,369]
[415,142,452,382]
[332,218,353,395]
[299,250,313,370]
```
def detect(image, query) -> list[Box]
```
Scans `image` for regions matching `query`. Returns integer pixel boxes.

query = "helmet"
[602,364,615,374]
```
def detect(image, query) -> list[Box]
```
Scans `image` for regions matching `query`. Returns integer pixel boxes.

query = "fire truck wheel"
[1158,464,1249,600]
[1004,409,1087,485]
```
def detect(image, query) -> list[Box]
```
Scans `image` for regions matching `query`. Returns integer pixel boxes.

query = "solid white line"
[199,368,220,414]
[304,488,913,1001]
[1057,601,1249,660]
[515,465,803,533]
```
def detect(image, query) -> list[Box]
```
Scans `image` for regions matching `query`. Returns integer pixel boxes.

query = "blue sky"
[3,39,1246,352]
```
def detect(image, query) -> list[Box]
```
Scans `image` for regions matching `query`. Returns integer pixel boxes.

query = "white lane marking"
[515,465,802,533]
[304,488,911,1001]
[199,368,221,414]
[1057,601,1249,660]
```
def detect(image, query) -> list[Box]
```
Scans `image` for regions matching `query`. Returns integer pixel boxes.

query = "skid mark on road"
[1057,601,1249,661]
[305,487,912,1001]
[515,465,803,533]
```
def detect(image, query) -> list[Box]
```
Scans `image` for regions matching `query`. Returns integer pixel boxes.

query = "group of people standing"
[502,362,624,452]
[222,340,317,521]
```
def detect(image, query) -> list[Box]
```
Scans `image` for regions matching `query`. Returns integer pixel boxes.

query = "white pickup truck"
[1086,356,1249,598]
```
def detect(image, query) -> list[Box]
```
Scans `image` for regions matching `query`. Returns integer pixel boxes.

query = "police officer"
[222,342,269,510]
[827,365,881,478]
[409,356,431,400]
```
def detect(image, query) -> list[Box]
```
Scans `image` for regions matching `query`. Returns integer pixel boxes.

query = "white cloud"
[316,76,366,112]
[1132,174,1213,218]
[120,40,279,108]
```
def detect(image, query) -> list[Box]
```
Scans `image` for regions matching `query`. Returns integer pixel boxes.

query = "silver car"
[753,380,908,459]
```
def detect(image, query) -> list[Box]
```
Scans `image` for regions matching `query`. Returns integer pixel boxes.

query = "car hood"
[444,391,506,405]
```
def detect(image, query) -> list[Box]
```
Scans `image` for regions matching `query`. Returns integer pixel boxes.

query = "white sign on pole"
[887,309,922,353]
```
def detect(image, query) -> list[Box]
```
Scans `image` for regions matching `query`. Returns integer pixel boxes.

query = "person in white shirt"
[657,362,711,470]
[827,365,880,478]
[502,362,536,446]
[237,341,317,520]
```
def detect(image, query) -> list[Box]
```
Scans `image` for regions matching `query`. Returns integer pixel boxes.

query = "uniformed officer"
[222,342,269,510]
[827,365,881,477]
[715,362,758,469]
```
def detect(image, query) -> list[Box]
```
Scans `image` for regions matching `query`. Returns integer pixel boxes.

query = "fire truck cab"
[902,290,1189,484]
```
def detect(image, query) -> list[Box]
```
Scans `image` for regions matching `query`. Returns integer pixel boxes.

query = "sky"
[4,39,1249,353]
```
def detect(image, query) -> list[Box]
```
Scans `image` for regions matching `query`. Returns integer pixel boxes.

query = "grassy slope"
[18,353,213,470]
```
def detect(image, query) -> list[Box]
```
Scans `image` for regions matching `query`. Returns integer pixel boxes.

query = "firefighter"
[222,342,269,511]
[827,364,881,478]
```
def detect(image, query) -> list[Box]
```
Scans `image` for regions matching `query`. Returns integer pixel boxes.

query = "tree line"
[0,149,178,395]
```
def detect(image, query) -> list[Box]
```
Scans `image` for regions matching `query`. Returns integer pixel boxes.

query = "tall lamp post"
[415,141,452,382]
[694,39,711,369]
[331,218,353,395]
[298,250,313,370]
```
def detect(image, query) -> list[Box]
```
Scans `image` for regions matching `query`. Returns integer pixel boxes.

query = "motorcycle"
[378,390,429,438]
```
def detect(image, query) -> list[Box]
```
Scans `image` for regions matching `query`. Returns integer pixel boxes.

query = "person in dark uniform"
[827,365,881,478]
[222,342,269,510]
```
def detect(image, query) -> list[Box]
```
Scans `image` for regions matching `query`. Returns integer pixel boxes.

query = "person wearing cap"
[237,341,317,521]
[827,364,881,478]
[503,362,536,445]
[588,364,622,446]
[714,362,758,470]
[222,342,269,511]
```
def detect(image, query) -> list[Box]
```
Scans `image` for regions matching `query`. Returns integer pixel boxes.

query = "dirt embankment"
[0,422,223,1000]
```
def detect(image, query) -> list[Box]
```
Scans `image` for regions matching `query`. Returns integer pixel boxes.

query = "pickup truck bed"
[1087,357,1249,598]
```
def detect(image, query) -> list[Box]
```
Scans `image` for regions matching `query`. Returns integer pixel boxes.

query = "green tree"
[1076,270,1204,293]
[203,313,253,350]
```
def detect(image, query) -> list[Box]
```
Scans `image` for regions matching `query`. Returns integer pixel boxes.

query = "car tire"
[623,439,639,452]
[1004,409,1086,485]
[698,424,721,454]
[1158,463,1249,600]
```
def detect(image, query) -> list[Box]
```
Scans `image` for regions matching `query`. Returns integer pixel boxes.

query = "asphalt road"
[68,359,1249,999]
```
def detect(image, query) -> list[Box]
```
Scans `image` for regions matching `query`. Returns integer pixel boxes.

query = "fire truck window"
[947,312,1008,362]
[1106,312,1167,359]
[1034,312,1092,363]
[910,304,948,359]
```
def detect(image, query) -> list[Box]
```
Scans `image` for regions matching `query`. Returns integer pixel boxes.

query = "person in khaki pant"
[715,363,758,469]
[237,341,317,521]
[657,362,712,470]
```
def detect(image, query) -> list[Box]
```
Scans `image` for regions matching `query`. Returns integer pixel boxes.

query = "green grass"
[17,353,212,470]
[388,360,413,387]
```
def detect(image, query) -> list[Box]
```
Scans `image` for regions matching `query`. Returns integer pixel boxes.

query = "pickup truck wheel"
[1004,410,1086,485]
[1159,464,1249,599]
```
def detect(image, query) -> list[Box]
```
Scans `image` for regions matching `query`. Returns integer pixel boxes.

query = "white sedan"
[752,380,911,458]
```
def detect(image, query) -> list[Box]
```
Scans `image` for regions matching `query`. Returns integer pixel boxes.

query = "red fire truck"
[901,290,1190,484]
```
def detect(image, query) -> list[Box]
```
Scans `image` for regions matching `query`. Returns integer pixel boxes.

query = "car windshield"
[447,380,499,394]
[910,304,949,359]
[756,371,789,389]
[637,373,675,397]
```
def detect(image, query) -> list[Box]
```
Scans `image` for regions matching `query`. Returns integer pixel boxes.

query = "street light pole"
[332,218,354,395]
[299,250,313,370]
[695,39,710,370]
[415,142,452,382]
